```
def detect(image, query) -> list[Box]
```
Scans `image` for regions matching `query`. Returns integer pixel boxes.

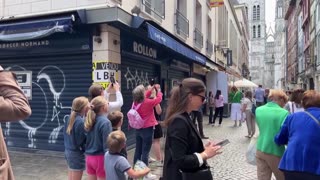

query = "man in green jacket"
[255,89,288,180]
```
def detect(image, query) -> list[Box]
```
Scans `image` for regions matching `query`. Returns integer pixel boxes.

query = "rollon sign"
[133,41,157,59]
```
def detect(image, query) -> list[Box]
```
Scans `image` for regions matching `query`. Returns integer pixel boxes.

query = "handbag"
[246,136,257,165]
[180,165,213,180]
[0,128,15,180]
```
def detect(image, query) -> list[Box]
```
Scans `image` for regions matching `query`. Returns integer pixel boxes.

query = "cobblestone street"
[9,117,260,180]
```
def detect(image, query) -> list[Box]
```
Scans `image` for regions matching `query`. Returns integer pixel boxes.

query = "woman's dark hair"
[164,78,206,126]
[208,91,213,97]
[291,89,305,104]
[215,90,221,99]
[302,90,320,109]
[245,91,253,99]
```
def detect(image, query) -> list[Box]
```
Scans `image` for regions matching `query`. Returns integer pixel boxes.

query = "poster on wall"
[14,71,32,100]
[92,61,121,89]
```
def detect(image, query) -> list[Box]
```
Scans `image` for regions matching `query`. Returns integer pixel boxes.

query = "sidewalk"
[9,117,259,180]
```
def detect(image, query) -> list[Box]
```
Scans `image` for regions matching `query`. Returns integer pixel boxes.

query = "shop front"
[120,31,162,147]
[0,23,92,151]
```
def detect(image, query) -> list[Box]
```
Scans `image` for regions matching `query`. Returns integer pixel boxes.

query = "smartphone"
[150,78,155,86]
[216,139,230,147]
[110,76,115,84]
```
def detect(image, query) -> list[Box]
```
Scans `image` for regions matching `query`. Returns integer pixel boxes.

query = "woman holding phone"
[163,78,222,180]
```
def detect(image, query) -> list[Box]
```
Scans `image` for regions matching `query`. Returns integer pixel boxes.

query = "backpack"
[127,103,144,129]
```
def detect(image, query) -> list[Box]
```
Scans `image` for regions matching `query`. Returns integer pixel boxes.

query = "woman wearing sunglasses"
[163,78,222,180]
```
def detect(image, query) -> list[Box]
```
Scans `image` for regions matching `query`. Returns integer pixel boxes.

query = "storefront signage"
[121,32,161,60]
[170,59,190,72]
[92,61,121,89]
[133,41,157,59]
[227,50,232,66]
[0,27,91,57]
[14,71,32,100]
[147,23,206,65]
[193,63,207,76]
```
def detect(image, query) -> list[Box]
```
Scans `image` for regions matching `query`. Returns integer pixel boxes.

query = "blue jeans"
[133,126,154,166]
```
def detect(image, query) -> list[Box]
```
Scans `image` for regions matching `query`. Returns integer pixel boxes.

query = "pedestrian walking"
[284,89,304,114]
[241,91,255,138]
[208,91,215,124]
[229,86,243,127]
[105,131,150,180]
[64,97,89,180]
[107,111,127,158]
[275,90,320,180]
[192,108,209,139]
[255,90,289,180]
[163,78,222,180]
[212,89,224,126]
[131,84,162,179]
[149,89,163,166]
[0,67,32,180]
[254,85,265,107]
[84,96,112,180]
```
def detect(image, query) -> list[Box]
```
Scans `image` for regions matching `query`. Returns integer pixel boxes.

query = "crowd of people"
[1,65,320,180]
[226,85,320,180]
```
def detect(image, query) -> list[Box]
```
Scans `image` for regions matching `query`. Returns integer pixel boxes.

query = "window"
[257,5,260,20]
[245,6,248,17]
[278,7,282,18]
[253,6,256,20]
[143,0,165,21]
[258,25,261,38]
[253,25,256,38]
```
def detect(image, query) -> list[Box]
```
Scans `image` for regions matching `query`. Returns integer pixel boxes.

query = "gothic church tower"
[237,0,266,86]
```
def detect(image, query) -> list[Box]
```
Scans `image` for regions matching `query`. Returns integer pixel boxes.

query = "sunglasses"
[195,94,206,102]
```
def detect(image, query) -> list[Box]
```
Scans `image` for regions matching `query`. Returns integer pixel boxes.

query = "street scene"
[9,118,258,180]
[1,0,320,180]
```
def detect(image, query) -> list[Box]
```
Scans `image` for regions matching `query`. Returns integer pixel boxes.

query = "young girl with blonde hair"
[85,96,112,180]
[64,96,89,180]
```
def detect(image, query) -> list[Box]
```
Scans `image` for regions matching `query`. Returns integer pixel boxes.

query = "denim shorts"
[64,150,85,171]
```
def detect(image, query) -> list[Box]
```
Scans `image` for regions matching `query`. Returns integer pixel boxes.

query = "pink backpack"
[127,103,144,129]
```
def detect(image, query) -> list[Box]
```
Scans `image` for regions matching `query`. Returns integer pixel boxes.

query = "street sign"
[14,71,32,100]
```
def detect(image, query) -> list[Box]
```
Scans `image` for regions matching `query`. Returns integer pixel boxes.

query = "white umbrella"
[233,79,258,88]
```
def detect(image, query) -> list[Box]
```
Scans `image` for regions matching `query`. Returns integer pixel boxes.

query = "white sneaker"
[144,173,157,180]
[148,157,156,163]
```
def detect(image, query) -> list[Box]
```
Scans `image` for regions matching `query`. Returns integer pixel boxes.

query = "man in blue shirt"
[255,85,265,107]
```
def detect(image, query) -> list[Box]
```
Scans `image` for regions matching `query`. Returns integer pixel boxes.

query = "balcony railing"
[175,9,189,39]
[206,40,213,56]
[142,0,165,21]
[194,28,203,49]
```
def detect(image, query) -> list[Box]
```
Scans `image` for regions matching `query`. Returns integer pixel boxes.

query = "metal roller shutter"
[121,56,160,149]
[1,53,92,151]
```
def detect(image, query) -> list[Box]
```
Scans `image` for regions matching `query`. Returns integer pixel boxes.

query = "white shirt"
[104,91,123,113]
[242,97,253,111]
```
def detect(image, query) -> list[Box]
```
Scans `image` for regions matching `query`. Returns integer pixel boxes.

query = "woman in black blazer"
[162,78,222,180]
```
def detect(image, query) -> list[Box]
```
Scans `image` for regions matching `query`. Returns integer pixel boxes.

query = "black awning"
[0,15,75,42]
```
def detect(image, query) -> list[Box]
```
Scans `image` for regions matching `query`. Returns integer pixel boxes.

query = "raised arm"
[0,71,31,122]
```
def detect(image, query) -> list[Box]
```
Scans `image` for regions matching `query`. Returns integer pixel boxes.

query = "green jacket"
[229,91,242,103]
[255,102,289,157]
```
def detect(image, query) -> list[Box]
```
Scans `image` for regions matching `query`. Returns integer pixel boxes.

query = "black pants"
[192,111,205,137]
[213,107,224,124]
[283,171,320,180]
[209,107,214,124]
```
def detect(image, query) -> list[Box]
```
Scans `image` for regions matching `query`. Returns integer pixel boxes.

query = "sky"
[265,0,276,32]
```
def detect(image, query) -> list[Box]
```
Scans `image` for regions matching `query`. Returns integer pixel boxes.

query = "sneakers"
[144,173,157,180]
[149,160,163,168]
[148,157,156,163]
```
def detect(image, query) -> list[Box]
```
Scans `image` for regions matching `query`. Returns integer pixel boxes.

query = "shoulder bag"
[304,111,320,126]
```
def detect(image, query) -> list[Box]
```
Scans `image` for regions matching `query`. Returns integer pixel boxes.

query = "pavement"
[9,117,263,180]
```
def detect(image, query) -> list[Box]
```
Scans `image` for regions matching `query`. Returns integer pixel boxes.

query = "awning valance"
[0,15,75,42]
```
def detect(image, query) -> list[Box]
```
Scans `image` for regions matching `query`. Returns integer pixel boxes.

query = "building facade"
[237,0,266,86]
[0,0,248,151]
[265,27,275,88]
